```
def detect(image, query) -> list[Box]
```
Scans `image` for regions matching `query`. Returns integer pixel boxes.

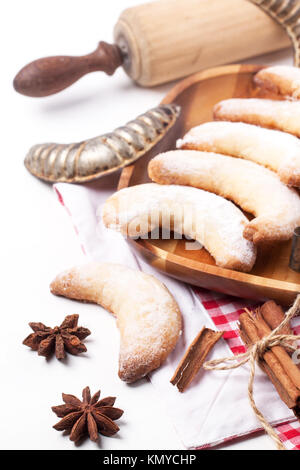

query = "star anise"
[52,386,123,443]
[23,314,91,360]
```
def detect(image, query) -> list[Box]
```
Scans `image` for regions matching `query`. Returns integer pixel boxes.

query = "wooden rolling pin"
[13,0,291,97]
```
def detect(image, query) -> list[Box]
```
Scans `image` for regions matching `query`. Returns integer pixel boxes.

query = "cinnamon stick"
[170,327,223,392]
[256,309,300,389]
[260,300,294,354]
[260,300,292,336]
[239,302,300,420]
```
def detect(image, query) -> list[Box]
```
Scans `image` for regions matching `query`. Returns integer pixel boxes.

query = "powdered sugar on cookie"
[177,121,300,187]
[148,150,300,244]
[50,262,182,383]
[255,66,300,100]
[102,183,256,272]
[213,98,300,138]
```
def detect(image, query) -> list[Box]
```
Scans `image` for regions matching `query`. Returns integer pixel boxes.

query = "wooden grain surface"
[118,64,300,305]
[115,0,290,86]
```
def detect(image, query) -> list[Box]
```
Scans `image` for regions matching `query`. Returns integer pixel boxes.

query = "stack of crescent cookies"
[51,66,300,384]
[103,65,300,274]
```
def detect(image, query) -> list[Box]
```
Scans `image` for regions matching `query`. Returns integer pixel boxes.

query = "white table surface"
[1,0,294,451]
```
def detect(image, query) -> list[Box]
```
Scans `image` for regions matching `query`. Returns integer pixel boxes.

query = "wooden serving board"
[118,64,300,305]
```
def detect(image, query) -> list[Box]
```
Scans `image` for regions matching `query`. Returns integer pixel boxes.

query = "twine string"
[203,294,300,451]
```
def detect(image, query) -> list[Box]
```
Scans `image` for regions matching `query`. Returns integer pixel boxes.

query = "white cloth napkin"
[54,174,294,449]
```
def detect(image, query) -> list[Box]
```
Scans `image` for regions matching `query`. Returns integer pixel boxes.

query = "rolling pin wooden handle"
[13,41,123,97]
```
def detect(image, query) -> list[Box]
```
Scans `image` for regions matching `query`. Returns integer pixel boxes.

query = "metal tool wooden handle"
[13,0,292,97]
[13,42,123,97]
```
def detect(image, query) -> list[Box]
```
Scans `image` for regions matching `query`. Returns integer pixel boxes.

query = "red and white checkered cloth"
[194,287,300,450]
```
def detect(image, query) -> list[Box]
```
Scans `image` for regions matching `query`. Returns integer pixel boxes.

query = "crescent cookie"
[213,98,300,138]
[50,262,182,383]
[254,66,300,100]
[177,121,300,187]
[148,150,300,244]
[102,183,256,272]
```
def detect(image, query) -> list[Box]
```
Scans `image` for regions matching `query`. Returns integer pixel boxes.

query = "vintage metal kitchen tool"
[252,0,300,66]
[24,104,180,183]
[13,0,293,98]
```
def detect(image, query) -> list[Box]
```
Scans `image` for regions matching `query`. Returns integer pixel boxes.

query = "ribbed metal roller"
[24,104,180,183]
[250,0,300,66]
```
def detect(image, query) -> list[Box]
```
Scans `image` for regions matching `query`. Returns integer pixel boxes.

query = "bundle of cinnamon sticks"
[171,299,300,422]
[239,300,300,420]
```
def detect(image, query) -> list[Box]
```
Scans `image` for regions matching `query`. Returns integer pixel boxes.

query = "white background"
[0,0,293,450]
